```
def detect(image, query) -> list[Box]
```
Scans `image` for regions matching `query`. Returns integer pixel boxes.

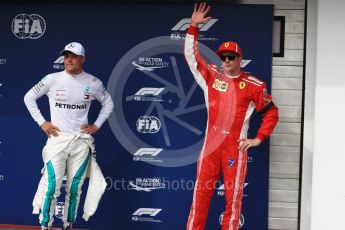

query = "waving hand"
[191,2,212,27]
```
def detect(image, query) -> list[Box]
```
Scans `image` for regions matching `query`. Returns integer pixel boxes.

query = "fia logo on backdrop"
[136,116,161,133]
[11,14,46,39]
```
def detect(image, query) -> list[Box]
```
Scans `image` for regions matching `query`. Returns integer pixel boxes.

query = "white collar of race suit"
[64,70,85,78]
[224,72,241,78]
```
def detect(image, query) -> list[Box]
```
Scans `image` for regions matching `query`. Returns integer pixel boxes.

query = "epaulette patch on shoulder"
[247,75,263,85]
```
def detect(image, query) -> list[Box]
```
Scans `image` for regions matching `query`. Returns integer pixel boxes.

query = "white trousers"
[39,138,90,227]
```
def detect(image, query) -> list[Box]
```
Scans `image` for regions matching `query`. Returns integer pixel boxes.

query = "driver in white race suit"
[24,42,114,230]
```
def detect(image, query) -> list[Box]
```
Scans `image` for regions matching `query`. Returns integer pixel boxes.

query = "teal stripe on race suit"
[67,153,90,223]
[41,161,56,227]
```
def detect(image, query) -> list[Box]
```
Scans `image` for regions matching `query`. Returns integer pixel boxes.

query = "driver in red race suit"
[184,3,279,230]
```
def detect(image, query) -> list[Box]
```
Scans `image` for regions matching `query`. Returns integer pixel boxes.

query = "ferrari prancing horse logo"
[239,81,246,89]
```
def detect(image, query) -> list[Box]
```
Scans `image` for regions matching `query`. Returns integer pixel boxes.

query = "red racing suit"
[184,25,279,230]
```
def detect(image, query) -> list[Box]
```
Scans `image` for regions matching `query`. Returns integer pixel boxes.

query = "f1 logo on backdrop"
[126,87,165,102]
[132,148,163,163]
[53,56,64,70]
[133,148,163,157]
[171,18,218,31]
[132,208,162,217]
[132,208,163,223]
[11,14,46,39]
[217,183,249,197]
[134,88,164,97]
